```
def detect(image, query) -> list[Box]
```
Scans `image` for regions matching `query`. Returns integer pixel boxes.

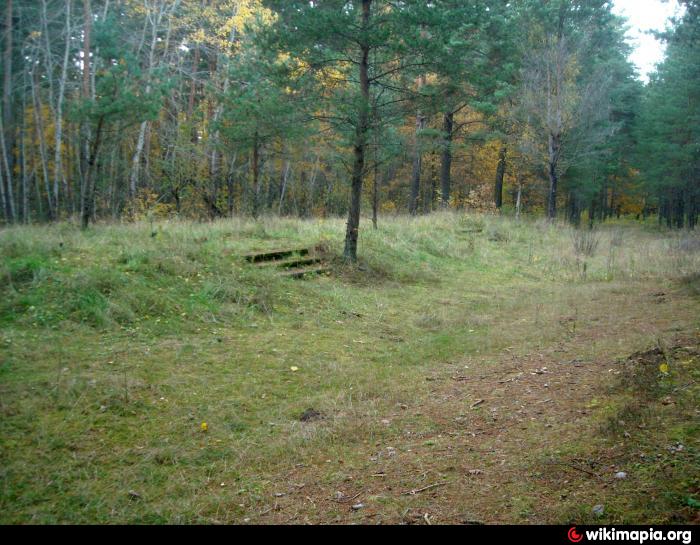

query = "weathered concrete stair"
[243,247,310,263]
[279,265,330,279]
[256,256,321,269]
[244,245,329,279]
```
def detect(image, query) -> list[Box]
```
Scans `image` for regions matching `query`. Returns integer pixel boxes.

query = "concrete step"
[279,265,330,279]
[243,247,311,263]
[256,256,322,269]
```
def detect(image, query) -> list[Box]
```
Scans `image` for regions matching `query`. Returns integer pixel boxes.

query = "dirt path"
[255,285,699,524]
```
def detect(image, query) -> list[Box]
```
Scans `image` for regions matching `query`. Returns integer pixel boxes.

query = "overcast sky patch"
[611,0,683,81]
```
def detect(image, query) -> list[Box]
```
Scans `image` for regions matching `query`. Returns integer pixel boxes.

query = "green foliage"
[219,40,305,149]
[69,57,165,131]
[635,2,700,228]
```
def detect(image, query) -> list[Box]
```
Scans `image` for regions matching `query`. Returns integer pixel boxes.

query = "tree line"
[0,0,697,259]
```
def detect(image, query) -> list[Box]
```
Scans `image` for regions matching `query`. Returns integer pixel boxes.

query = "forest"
[0,0,698,259]
[1,0,699,528]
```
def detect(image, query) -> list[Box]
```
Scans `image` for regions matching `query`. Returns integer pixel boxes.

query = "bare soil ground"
[254,285,699,525]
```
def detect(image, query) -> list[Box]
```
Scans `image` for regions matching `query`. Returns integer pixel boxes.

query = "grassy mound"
[2,213,697,333]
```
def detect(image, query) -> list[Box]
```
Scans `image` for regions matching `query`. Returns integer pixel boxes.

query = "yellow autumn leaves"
[185,0,275,52]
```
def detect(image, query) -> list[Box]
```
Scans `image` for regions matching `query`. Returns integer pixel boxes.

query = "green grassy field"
[1,213,698,524]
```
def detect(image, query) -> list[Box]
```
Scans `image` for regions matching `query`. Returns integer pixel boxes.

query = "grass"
[0,212,698,524]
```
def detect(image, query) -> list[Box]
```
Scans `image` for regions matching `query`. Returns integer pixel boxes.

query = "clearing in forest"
[0,213,698,524]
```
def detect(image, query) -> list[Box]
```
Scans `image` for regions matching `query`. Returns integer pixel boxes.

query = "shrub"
[571,228,600,257]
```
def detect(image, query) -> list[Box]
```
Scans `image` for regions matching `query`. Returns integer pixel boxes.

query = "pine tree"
[261,0,476,261]
[636,1,700,228]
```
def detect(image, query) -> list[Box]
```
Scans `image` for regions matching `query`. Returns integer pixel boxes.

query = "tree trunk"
[600,181,608,221]
[303,155,320,217]
[408,80,426,215]
[129,2,167,199]
[80,0,92,221]
[278,159,290,215]
[2,0,15,222]
[226,152,237,217]
[130,122,148,198]
[52,0,72,217]
[494,146,507,209]
[343,0,371,262]
[547,133,559,221]
[0,137,5,220]
[372,150,379,229]
[188,43,200,137]
[107,146,118,218]
[20,81,29,223]
[81,116,104,229]
[609,183,617,220]
[31,66,55,219]
[0,110,12,222]
[32,146,44,218]
[82,0,92,100]
[252,135,261,218]
[207,50,230,219]
[439,111,453,208]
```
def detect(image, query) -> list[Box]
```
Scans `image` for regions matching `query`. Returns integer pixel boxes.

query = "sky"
[612,0,683,81]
